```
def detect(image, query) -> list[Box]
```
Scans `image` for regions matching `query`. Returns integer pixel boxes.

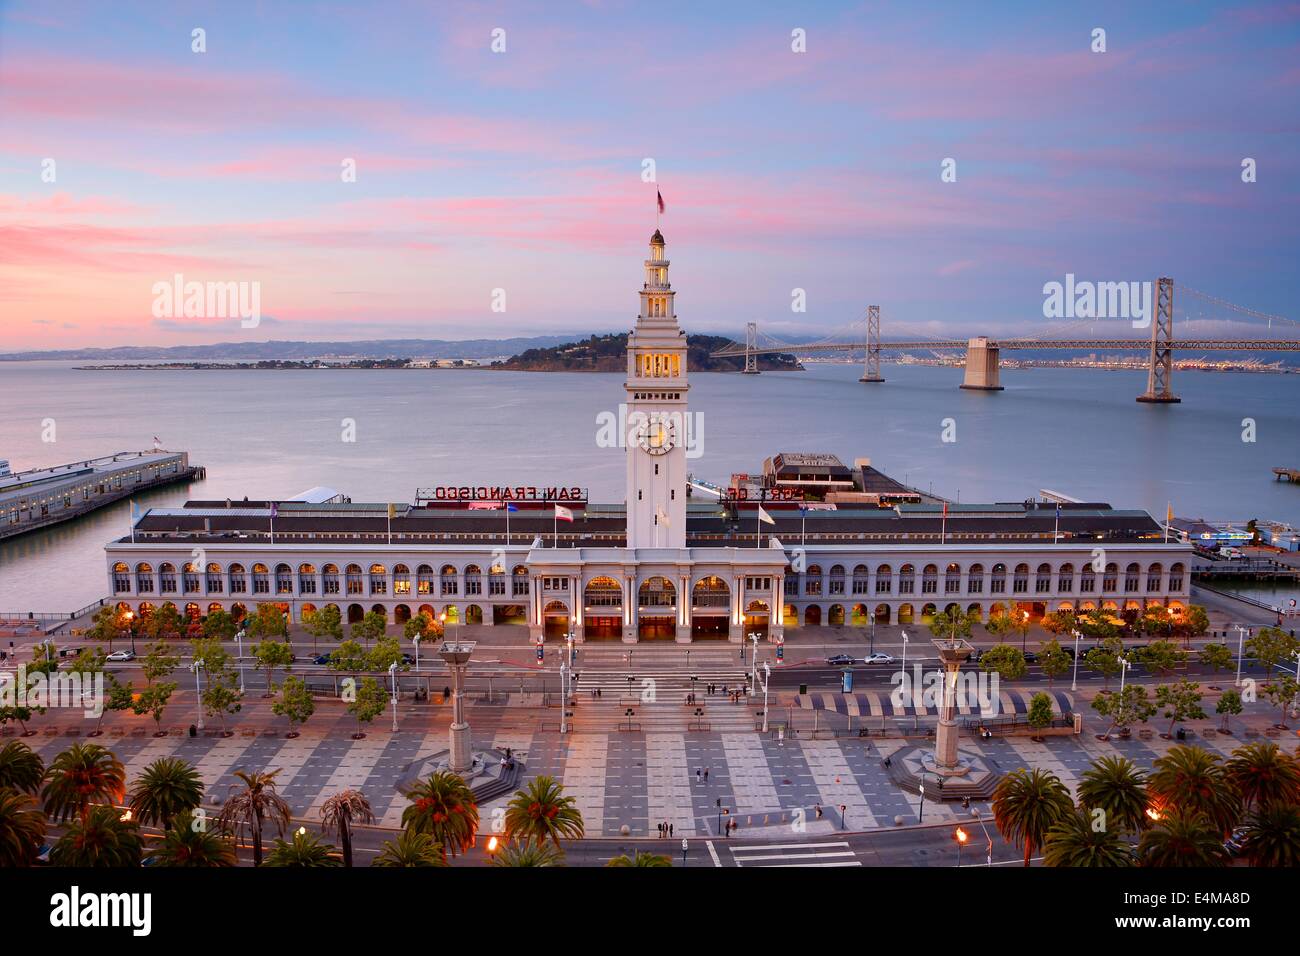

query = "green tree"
[979,643,1027,682]
[217,768,292,867]
[1199,643,1233,687]
[1261,674,1300,728]
[0,789,47,867]
[1154,678,1205,738]
[320,789,374,868]
[1137,811,1229,867]
[1138,639,1186,679]
[251,639,294,697]
[1084,639,1123,691]
[0,741,45,794]
[101,675,136,735]
[272,676,315,734]
[42,742,126,824]
[328,639,369,675]
[1077,755,1150,834]
[189,636,231,675]
[85,604,127,653]
[141,603,184,643]
[351,610,387,647]
[128,756,204,829]
[1215,688,1243,733]
[1225,741,1300,811]
[372,830,447,867]
[403,611,443,644]
[132,681,177,735]
[0,706,41,736]
[400,770,479,861]
[140,640,179,686]
[1246,626,1298,679]
[605,849,672,867]
[1076,608,1121,643]
[1040,610,1076,637]
[492,840,566,866]
[367,636,406,673]
[992,767,1073,867]
[146,812,237,867]
[201,667,243,735]
[1038,640,1071,689]
[1026,692,1054,737]
[928,606,974,644]
[347,676,388,737]
[264,828,342,867]
[303,603,343,651]
[505,776,585,847]
[201,609,239,642]
[1148,745,1241,837]
[247,604,289,640]
[1240,803,1300,867]
[1042,808,1135,867]
[49,804,144,867]
[1091,684,1155,739]
[1180,605,1210,645]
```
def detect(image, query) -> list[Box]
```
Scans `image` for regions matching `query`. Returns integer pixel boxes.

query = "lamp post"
[918,780,926,823]
[388,661,399,732]
[234,629,246,694]
[413,634,420,673]
[1235,625,1247,686]
[123,611,136,654]
[681,837,688,867]
[1071,628,1080,692]
[750,633,760,694]
[1020,610,1030,655]
[761,662,771,733]
[560,659,569,734]
[971,806,994,866]
[954,826,968,867]
[192,658,205,731]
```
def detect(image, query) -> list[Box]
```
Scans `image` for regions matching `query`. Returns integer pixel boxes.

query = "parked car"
[312,653,332,665]
[862,652,895,665]
[825,654,856,666]
[400,653,416,665]
[105,650,135,662]
[1022,651,1039,664]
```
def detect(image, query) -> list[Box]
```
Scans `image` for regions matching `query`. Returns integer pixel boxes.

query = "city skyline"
[3,1,1299,351]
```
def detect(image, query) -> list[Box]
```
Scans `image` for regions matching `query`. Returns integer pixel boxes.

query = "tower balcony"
[642,283,672,290]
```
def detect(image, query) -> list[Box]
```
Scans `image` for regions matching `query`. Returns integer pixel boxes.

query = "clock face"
[637,417,676,455]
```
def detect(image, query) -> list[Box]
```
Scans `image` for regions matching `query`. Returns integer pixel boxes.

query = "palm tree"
[146,812,237,867]
[1224,742,1300,812]
[1240,803,1300,867]
[320,789,374,868]
[992,767,1073,866]
[372,830,448,867]
[41,743,126,824]
[49,804,144,867]
[1076,755,1151,833]
[217,769,292,867]
[1137,811,1229,867]
[264,828,343,867]
[0,741,45,794]
[400,770,479,862]
[0,788,47,867]
[505,775,585,847]
[1148,745,1242,837]
[1042,808,1135,867]
[128,757,204,830]
[606,850,672,867]
[491,839,566,867]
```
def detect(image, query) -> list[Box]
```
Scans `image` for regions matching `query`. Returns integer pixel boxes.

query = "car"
[862,652,895,665]
[312,653,332,665]
[400,653,416,665]
[105,650,135,662]
[1023,651,1038,664]
[825,654,856,666]
[1221,548,1244,560]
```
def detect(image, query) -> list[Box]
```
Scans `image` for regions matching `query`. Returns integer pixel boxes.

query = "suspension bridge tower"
[859,305,884,382]
[743,322,760,374]
[1137,277,1180,403]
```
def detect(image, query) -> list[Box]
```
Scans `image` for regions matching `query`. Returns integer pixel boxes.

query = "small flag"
[943,501,948,517]
[388,502,397,520]
[270,502,278,518]
[1166,503,1173,525]
[506,503,518,512]
[554,504,574,523]
[657,189,665,214]
[758,506,775,526]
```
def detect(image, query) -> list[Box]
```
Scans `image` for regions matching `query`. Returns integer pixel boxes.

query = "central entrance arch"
[691,576,730,640]
[637,576,676,641]
[583,576,623,640]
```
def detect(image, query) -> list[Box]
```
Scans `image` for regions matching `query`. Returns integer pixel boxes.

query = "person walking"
[668,823,674,838]
[657,822,664,838]
[703,768,709,783]
[696,768,702,783]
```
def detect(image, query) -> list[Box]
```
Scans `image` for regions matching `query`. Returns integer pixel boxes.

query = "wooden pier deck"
[1273,467,1300,482]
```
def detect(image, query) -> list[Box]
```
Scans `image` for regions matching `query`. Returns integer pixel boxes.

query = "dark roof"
[858,465,917,496]
[650,229,665,244]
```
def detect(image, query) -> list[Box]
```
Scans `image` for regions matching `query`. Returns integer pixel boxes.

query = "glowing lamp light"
[297,826,307,837]
[119,809,133,822]
[486,835,500,854]
[954,826,968,844]
[1145,807,1162,822]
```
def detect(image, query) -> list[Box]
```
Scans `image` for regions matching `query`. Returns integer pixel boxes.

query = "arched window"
[440,565,459,596]
[346,564,364,595]
[1012,563,1030,594]
[322,564,340,595]
[464,565,482,596]
[639,576,676,607]
[1102,563,1118,591]
[967,563,984,595]
[921,564,938,594]
[692,576,730,608]
[584,576,622,607]
[393,564,411,596]
[276,563,294,595]
[1168,562,1185,591]
[1057,563,1074,594]
[1124,562,1140,592]
[898,564,915,595]
[135,562,154,593]
[512,565,530,597]
[875,564,892,594]
[1079,561,1096,593]
[990,563,1007,594]
[1035,563,1052,594]
[185,562,204,593]
[804,564,823,596]
[206,562,223,594]
[229,563,248,594]
[828,565,845,595]
[851,565,870,594]
[489,564,506,596]
[1146,563,1163,592]
[944,563,961,595]
[417,564,434,595]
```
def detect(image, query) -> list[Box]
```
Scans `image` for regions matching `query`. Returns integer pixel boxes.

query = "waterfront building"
[102,231,1191,642]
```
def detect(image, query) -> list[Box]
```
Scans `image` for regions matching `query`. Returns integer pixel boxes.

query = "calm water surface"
[2,360,1297,611]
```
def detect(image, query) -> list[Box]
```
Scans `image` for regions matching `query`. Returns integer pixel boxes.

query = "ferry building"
[104,229,1192,643]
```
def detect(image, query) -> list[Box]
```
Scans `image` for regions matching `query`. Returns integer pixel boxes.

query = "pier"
[1272,467,1300,482]
[0,450,204,543]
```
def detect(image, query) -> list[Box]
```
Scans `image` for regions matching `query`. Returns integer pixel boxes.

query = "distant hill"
[492,333,802,371]
[0,336,581,362]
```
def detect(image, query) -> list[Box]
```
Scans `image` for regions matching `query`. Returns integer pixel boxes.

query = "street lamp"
[388,661,399,731]
[954,825,968,867]
[971,807,994,866]
[681,837,688,867]
[1235,625,1247,686]
[234,628,246,694]
[412,633,420,673]
[123,610,136,654]
[1071,628,1081,692]
[560,658,569,734]
[918,780,926,823]
[761,662,771,733]
[749,633,760,694]
[192,658,205,732]
[1020,610,1030,655]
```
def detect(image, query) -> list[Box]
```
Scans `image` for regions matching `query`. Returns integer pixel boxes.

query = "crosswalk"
[726,840,863,867]
[571,670,751,701]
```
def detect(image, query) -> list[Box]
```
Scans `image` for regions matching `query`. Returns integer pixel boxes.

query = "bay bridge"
[709,278,1300,403]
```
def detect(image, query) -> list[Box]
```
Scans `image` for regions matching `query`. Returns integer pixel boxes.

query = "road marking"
[730,841,850,851]
[706,840,722,867]
[734,850,858,862]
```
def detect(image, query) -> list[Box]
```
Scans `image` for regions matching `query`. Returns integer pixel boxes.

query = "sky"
[1,0,1298,351]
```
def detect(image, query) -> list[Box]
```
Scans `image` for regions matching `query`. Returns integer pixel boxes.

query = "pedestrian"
[703,768,709,782]
[669,823,674,837]
[657,822,664,838]
[696,768,702,783]
[597,687,602,698]
[815,803,823,819]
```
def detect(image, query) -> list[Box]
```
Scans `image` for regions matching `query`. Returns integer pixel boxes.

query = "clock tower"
[625,228,688,549]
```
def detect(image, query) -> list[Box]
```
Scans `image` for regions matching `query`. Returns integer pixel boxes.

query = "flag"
[388,503,397,520]
[1166,503,1173,525]
[657,189,665,214]
[130,500,141,522]
[554,505,574,523]
[506,503,518,512]
[270,502,278,518]
[758,506,775,526]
